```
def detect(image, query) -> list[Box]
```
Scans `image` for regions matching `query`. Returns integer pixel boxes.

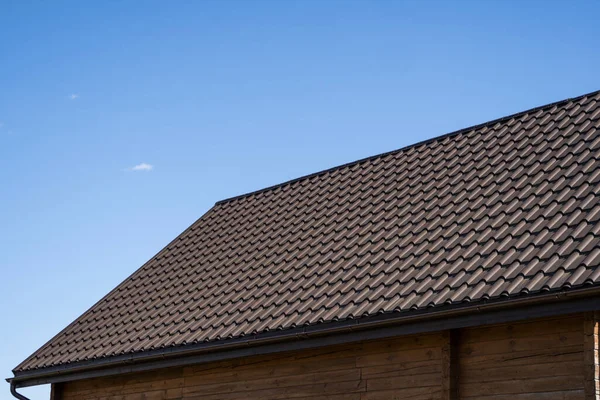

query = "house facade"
[49,312,599,400]
[9,90,600,400]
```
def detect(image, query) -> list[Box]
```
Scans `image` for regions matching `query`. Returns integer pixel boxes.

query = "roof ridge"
[215,88,599,206]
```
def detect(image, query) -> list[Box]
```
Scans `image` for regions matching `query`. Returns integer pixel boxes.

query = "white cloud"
[129,163,154,172]
[69,94,79,100]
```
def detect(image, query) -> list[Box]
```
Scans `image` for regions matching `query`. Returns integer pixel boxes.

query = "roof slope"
[16,90,600,373]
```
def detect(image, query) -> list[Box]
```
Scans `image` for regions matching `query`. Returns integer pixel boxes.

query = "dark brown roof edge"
[11,204,219,374]
[9,284,600,388]
[215,88,600,206]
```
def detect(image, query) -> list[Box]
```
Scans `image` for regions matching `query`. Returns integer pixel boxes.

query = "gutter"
[9,285,600,391]
[10,381,29,400]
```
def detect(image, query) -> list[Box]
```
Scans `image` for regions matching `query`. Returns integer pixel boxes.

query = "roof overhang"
[9,285,600,389]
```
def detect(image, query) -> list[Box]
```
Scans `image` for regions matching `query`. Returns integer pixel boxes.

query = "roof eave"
[10,284,600,389]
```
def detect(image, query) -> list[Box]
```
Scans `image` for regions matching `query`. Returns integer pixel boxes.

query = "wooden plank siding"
[458,314,585,400]
[58,314,588,400]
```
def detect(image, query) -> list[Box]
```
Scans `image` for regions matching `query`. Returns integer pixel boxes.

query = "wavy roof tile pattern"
[15,90,600,372]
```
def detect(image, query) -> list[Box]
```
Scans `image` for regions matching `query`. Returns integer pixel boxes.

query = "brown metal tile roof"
[15,89,600,373]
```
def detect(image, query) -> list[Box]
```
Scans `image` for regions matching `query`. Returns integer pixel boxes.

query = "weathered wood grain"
[460,314,584,400]
[59,314,587,400]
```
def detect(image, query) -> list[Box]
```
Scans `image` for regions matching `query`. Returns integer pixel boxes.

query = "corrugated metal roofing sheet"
[15,90,600,373]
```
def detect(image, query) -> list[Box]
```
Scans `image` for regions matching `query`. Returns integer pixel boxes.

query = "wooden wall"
[459,314,584,400]
[58,314,589,400]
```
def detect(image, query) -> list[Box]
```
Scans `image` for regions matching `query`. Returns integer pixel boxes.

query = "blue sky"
[1,0,599,398]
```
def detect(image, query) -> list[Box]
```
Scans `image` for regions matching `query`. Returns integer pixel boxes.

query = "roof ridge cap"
[215,88,600,206]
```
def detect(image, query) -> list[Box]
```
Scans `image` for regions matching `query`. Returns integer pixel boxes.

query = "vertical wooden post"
[584,311,600,400]
[50,383,63,400]
[441,330,459,400]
